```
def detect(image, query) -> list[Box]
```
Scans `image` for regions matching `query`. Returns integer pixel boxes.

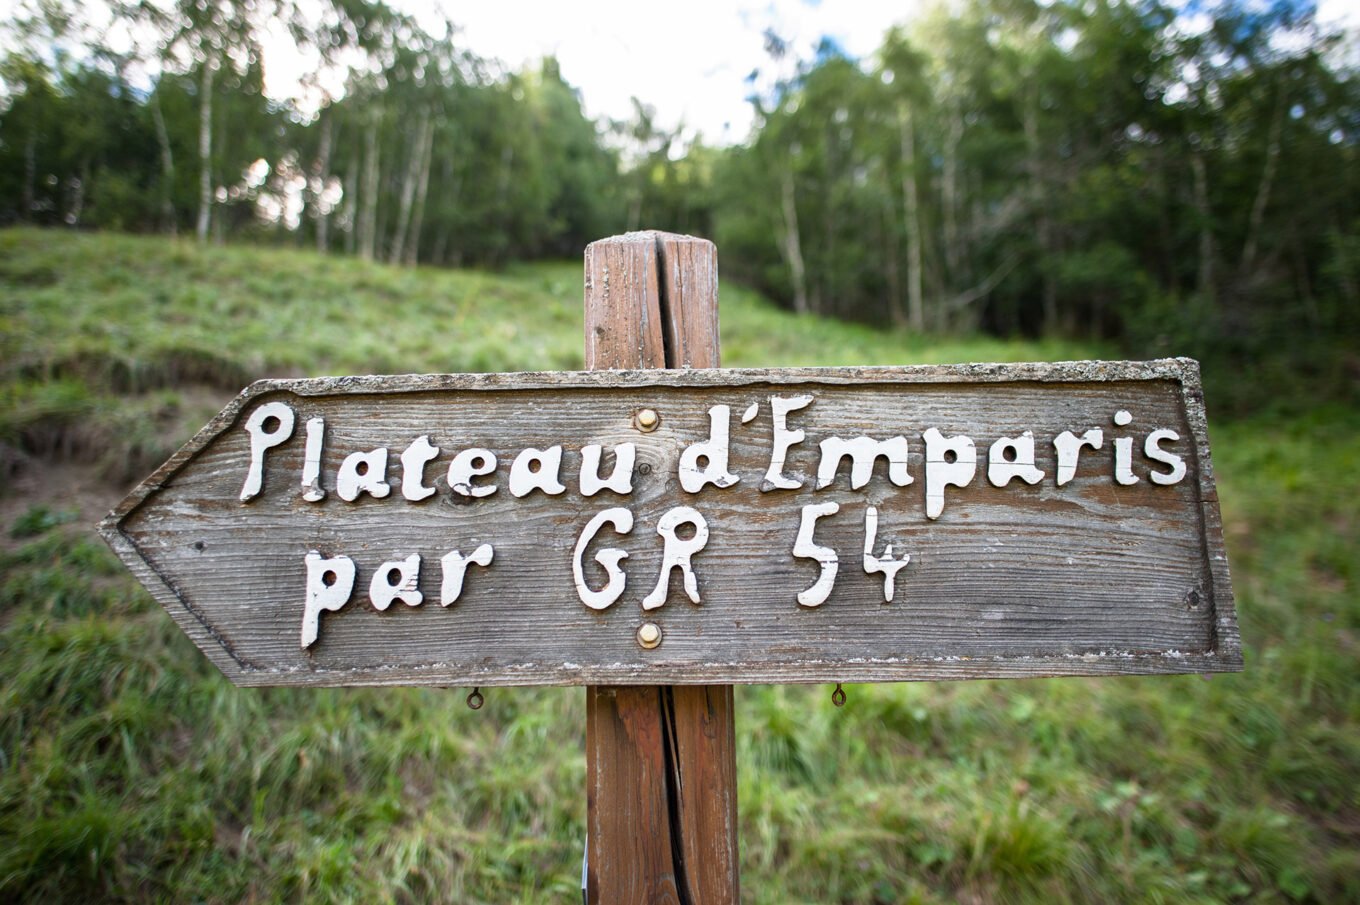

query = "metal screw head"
[636,622,662,649]
[635,408,660,432]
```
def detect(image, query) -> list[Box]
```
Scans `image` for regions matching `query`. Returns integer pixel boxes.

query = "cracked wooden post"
[583,232,740,903]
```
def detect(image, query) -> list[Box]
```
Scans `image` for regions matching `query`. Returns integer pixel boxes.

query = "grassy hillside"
[0,230,1095,481]
[1,228,1356,903]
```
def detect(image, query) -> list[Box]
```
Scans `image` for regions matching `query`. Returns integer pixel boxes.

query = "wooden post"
[583,232,740,903]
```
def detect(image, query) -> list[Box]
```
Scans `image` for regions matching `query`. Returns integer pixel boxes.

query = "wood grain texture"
[99,359,1240,687]
[587,686,683,904]
[666,684,738,900]
[654,233,720,370]
[583,231,738,905]
[585,685,739,905]
[584,232,666,371]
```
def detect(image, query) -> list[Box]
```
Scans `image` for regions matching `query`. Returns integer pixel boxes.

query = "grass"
[0,229,1093,483]
[1,227,1356,903]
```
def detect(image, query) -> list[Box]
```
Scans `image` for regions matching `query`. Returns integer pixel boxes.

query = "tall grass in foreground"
[0,229,1355,902]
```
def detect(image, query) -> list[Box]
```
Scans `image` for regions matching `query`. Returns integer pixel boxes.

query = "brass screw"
[636,622,662,650]
[635,408,660,432]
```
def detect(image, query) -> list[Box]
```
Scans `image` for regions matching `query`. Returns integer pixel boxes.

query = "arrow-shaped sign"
[101,360,1240,688]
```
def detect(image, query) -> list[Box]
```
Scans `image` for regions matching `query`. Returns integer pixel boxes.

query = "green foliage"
[711,0,1360,411]
[0,5,623,267]
[8,505,77,539]
[3,0,1357,416]
[0,230,1355,901]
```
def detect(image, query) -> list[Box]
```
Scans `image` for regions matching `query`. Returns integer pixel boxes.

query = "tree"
[121,0,394,242]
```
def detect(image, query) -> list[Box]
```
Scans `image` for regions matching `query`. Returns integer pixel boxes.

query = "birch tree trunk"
[899,103,924,332]
[343,155,357,256]
[1023,85,1057,333]
[152,94,177,236]
[883,191,904,328]
[1190,149,1215,304]
[358,113,380,262]
[942,99,963,290]
[1240,95,1283,275]
[196,60,216,245]
[22,134,36,222]
[389,113,428,265]
[404,122,435,267]
[779,165,809,315]
[315,113,332,253]
[68,164,88,225]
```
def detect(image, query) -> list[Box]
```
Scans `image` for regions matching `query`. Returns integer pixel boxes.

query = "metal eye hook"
[831,683,846,708]
[466,687,484,710]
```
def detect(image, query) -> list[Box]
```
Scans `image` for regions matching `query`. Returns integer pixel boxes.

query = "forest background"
[1,0,1358,902]
[3,0,1357,411]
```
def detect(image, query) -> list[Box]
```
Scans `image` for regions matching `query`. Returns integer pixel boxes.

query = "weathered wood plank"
[584,232,666,371]
[583,231,738,905]
[586,685,740,904]
[666,684,738,898]
[586,686,683,904]
[100,359,1240,687]
[654,232,720,370]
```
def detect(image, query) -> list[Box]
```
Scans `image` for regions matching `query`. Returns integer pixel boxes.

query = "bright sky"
[265,0,913,145]
[455,0,912,144]
[29,0,1358,147]
[259,0,1360,146]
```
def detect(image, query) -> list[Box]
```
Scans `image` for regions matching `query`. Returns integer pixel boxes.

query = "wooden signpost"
[101,231,1240,903]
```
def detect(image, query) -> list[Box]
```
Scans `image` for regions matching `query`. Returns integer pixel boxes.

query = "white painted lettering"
[1053,428,1103,486]
[1113,410,1138,485]
[1145,429,1187,485]
[573,507,634,611]
[337,448,392,501]
[301,416,326,502]
[793,502,840,607]
[642,506,709,610]
[678,405,739,493]
[987,431,1045,487]
[580,443,636,496]
[301,551,355,648]
[240,401,295,502]
[509,446,566,498]
[863,505,910,602]
[440,544,494,606]
[763,394,813,491]
[448,448,497,497]
[400,435,440,501]
[923,428,977,520]
[369,554,422,610]
[816,435,912,490]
